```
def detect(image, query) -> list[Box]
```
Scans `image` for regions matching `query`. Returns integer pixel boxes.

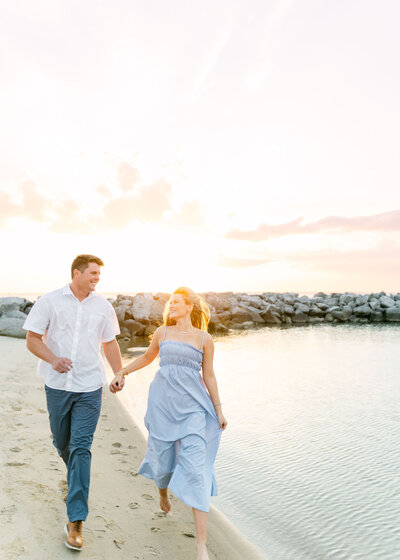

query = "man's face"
[75,262,101,292]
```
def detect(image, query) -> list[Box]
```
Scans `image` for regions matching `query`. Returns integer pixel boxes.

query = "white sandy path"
[0,337,266,560]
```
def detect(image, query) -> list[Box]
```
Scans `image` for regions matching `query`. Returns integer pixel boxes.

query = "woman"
[110,287,227,560]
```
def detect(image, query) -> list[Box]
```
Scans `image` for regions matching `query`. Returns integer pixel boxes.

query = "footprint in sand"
[129,502,139,509]
[5,462,27,467]
[9,447,21,453]
[112,442,122,447]
[142,493,154,501]
[58,479,68,502]
[120,427,128,431]
[0,505,17,523]
[150,527,161,532]
[144,544,160,556]
[182,531,195,538]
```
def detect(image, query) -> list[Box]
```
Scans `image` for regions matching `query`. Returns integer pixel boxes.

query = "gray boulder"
[353,304,372,317]
[309,305,325,317]
[144,324,157,336]
[131,294,164,322]
[231,306,253,323]
[380,295,396,308]
[203,293,234,313]
[261,310,282,324]
[308,317,324,324]
[370,310,384,322]
[282,294,295,305]
[0,317,27,338]
[238,295,265,309]
[121,319,146,337]
[386,307,400,322]
[216,310,232,323]
[313,292,327,298]
[339,294,355,305]
[247,309,265,324]
[292,311,309,323]
[0,297,28,314]
[212,323,229,334]
[113,304,130,322]
[294,302,310,314]
[3,310,28,320]
[325,297,339,306]
[331,308,351,321]
[283,304,295,314]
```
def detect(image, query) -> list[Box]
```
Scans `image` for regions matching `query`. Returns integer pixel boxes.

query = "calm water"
[118,324,400,559]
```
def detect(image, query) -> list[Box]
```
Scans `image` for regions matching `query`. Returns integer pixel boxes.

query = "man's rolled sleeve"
[23,297,49,335]
[102,304,120,343]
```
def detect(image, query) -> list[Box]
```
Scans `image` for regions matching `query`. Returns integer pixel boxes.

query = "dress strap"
[200,330,206,351]
[162,326,168,342]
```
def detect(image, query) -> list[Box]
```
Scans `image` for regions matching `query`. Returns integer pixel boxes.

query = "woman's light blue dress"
[137,327,222,512]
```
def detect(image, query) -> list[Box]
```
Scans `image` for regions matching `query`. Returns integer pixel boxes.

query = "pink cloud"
[20,180,52,221]
[167,200,206,230]
[118,162,140,192]
[0,190,22,223]
[225,210,400,241]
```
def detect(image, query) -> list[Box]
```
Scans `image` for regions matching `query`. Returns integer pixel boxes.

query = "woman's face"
[169,293,192,321]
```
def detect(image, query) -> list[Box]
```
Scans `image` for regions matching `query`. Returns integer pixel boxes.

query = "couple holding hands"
[24,254,227,560]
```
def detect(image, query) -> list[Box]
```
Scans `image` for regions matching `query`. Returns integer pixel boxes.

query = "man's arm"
[102,338,123,375]
[26,331,72,373]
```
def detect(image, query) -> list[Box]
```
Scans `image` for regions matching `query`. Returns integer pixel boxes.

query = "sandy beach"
[0,337,265,560]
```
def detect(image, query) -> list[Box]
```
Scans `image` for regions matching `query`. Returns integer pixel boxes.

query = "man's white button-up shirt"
[23,285,120,392]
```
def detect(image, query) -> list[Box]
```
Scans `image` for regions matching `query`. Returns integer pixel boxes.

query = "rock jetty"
[2,292,400,347]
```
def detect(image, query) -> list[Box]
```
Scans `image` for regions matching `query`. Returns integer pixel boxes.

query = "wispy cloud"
[20,180,52,221]
[0,190,22,224]
[0,164,208,234]
[166,200,206,230]
[289,240,400,276]
[102,178,172,228]
[225,210,400,241]
[117,162,140,192]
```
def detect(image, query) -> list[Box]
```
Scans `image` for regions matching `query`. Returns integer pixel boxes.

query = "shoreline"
[0,337,266,560]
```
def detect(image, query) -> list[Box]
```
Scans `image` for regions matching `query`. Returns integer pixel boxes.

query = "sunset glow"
[1,1,399,294]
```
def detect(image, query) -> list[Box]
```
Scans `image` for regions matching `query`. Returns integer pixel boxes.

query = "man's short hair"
[71,254,104,279]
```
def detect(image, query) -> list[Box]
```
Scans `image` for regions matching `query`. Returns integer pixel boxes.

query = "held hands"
[109,373,125,393]
[51,357,73,373]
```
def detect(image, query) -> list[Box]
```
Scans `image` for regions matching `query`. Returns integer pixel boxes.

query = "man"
[24,254,123,551]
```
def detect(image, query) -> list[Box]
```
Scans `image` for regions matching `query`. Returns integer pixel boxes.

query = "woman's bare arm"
[109,326,164,393]
[202,334,227,430]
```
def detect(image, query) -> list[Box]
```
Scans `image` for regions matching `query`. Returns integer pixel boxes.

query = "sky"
[1,0,400,295]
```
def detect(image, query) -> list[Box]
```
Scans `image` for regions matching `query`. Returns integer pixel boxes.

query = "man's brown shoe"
[64,520,83,551]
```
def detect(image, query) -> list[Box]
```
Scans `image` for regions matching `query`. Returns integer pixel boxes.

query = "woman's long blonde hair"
[163,287,211,331]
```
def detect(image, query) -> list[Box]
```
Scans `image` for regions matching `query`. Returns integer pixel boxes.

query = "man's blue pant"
[45,385,102,522]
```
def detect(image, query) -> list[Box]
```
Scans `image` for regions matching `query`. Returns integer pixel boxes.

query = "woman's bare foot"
[196,541,209,560]
[159,487,171,513]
